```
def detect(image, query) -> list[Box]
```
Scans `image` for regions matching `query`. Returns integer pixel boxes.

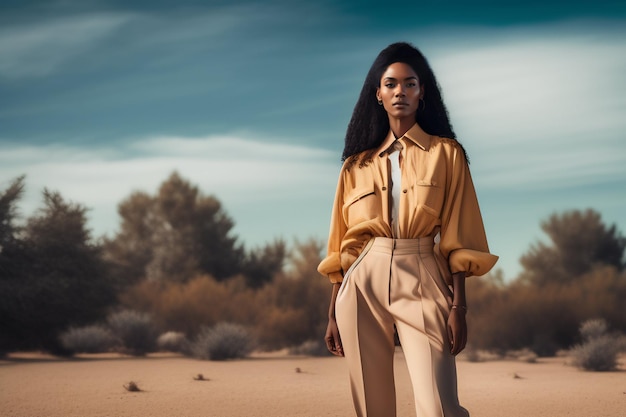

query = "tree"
[242,239,287,288]
[104,172,244,284]
[520,209,625,286]
[0,176,25,281]
[0,185,115,353]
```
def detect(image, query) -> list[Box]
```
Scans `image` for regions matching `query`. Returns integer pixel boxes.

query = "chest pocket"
[413,179,443,217]
[343,185,378,226]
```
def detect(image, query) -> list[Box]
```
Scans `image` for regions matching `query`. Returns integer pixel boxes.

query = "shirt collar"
[378,123,432,157]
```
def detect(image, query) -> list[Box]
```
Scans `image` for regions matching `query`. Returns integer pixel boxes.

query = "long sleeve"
[439,144,498,278]
[318,167,348,283]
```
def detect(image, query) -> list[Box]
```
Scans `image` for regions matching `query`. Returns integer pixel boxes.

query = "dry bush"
[157,331,189,353]
[116,239,330,352]
[254,306,310,350]
[467,266,626,356]
[253,239,328,349]
[571,318,625,371]
[59,325,118,354]
[579,319,608,341]
[289,339,331,357]
[107,310,157,355]
[119,275,259,336]
[123,381,141,392]
[191,322,255,360]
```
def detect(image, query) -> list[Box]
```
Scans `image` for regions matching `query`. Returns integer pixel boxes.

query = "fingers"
[451,328,466,355]
[447,321,455,354]
[448,311,468,355]
[325,336,344,357]
[325,320,344,357]
[330,328,344,357]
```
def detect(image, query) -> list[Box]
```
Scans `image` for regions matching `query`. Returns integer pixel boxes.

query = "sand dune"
[1,350,624,417]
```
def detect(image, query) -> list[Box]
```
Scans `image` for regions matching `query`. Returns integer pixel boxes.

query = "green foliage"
[103,172,243,284]
[0,181,116,353]
[59,325,118,354]
[107,310,157,355]
[571,319,625,371]
[191,322,255,360]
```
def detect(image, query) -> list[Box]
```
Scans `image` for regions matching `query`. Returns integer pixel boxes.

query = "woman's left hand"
[447,307,467,355]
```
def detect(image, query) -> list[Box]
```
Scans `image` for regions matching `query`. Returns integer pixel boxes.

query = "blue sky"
[1,0,625,280]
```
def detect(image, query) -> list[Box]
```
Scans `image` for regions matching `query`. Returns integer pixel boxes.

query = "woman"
[318,42,498,417]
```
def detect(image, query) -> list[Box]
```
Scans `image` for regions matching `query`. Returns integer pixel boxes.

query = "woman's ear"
[376,88,381,102]
[419,84,425,100]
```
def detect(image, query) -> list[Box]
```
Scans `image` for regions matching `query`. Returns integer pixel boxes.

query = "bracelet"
[451,305,467,311]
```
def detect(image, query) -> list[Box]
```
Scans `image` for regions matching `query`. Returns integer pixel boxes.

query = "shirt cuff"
[449,249,499,278]
[328,272,343,284]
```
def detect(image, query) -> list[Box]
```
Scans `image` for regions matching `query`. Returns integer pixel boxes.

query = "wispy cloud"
[0,13,134,79]
[0,135,338,240]
[423,23,626,190]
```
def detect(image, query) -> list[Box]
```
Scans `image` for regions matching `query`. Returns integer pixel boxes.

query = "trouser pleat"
[335,237,469,417]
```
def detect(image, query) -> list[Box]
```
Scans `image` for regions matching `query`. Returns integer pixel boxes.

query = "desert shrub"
[289,339,330,357]
[119,275,259,336]
[117,239,329,351]
[505,348,538,363]
[191,322,254,360]
[579,318,608,341]
[59,325,118,354]
[107,310,157,355]
[254,239,328,350]
[157,331,189,353]
[570,318,625,371]
[467,266,626,355]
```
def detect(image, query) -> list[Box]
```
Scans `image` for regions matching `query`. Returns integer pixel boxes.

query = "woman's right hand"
[325,317,344,356]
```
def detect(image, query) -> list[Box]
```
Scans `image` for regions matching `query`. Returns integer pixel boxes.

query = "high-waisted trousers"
[335,237,469,417]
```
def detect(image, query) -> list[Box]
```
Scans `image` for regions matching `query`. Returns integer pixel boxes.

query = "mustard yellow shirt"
[318,123,498,284]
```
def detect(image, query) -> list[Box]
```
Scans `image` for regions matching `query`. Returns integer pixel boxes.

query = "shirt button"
[403,189,407,193]
[382,186,387,191]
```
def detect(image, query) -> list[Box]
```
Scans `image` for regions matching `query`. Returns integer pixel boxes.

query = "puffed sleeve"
[317,165,348,283]
[439,143,498,278]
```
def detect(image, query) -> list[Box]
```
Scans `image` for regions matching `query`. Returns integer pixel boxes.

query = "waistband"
[369,236,434,255]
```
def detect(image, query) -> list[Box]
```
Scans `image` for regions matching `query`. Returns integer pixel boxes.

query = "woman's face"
[376,62,423,121]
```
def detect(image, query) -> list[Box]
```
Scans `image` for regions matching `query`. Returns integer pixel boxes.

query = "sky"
[1,0,625,280]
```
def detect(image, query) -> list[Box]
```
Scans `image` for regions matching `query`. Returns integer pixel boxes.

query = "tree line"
[1,173,625,356]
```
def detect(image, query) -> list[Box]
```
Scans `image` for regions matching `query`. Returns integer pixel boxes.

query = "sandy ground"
[1,349,625,417]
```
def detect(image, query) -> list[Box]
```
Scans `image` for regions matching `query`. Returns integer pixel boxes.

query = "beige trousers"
[335,237,469,417]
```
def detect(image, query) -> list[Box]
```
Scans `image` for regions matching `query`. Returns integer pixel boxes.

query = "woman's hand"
[447,307,467,355]
[325,282,344,356]
[448,271,468,355]
[325,317,344,356]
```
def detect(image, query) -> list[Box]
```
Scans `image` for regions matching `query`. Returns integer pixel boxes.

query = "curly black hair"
[342,42,467,168]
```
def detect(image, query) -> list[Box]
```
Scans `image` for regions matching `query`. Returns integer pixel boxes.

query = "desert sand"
[1,349,624,417]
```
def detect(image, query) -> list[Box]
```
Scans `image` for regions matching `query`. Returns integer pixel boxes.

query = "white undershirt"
[389,148,401,238]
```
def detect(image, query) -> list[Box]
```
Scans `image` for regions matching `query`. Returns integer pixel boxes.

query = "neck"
[388,117,414,139]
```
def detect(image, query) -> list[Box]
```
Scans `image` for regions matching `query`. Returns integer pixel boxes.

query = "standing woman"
[318,42,498,417]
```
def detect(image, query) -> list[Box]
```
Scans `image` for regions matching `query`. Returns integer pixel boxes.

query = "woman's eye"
[407,82,416,87]
[385,83,395,88]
